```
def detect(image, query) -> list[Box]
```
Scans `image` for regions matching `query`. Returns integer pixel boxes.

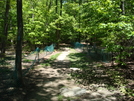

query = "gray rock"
[75,88,87,96]
[62,91,75,97]
[97,87,114,97]
[106,96,117,101]
[60,86,87,97]
[91,92,101,97]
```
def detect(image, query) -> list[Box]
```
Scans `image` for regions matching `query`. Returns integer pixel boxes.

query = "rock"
[75,88,87,96]
[60,87,69,94]
[61,90,75,97]
[107,96,117,101]
[91,92,101,97]
[70,68,80,71]
[97,87,114,97]
[60,86,87,97]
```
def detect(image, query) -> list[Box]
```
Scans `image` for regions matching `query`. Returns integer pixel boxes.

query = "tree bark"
[60,0,62,16]
[55,0,60,49]
[58,0,62,47]
[118,0,125,66]
[78,0,82,42]
[121,0,125,15]
[1,0,10,55]
[15,0,24,87]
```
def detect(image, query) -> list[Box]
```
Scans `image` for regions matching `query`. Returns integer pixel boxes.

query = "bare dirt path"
[23,48,124,101]
[23,48,77,101]
[1,47,133,101]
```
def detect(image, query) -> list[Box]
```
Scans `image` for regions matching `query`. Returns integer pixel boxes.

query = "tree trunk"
[121,0,125,15]
[78,0,82,42]
[58,0,62,47]
[118,0,125,67]
[55,0,60,49]
[48,0,52,11]
[15,0,24,87]
[55,0,58,13]
[60,0,62,16]
[1,0,10,55]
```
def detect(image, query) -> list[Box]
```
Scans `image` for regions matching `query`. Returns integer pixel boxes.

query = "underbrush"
[68,51,134,100]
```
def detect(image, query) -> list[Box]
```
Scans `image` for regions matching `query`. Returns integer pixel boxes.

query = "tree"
[55,0,60,48]
[0,0,10,55]
[15,0,24,87]
[78,0,82,42]
[80,0,134,66]
[0,1,5,55]
[3,0,133,64]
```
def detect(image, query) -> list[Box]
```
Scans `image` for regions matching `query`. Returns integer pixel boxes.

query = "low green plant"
[58,95,76,101]
[23,59,33,62]
[50,53,61,60]
[58,95,64,101]
[96,63,103,67]
[107,86,116,91]
[40,63,51,66]
[66,97,72,101]
[124,88,134,97]
[106,66,130,96]
[68,52,89,70]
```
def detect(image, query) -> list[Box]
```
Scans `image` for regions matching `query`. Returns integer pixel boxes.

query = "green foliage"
[0,0,133,99]
[50,53,61,60]
[68,52,89,69]
[23,0,51,45]
[57,94,77,101]
[1,0,134,65]
[80,0,134,65]
[58,95,64,101]
[23,59,32,62]
[40,63,51,66]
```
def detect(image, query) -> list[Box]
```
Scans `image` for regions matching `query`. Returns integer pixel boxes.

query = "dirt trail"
[23,49,77,101]
[23,49,123,101]
[1,47,133,101]
[24,67,76,101]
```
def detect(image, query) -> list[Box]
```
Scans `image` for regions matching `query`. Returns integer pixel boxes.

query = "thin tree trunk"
[58,0,62,47]
[121,0,125,15]
[1,0,10,55]
[55,0,60,49]
[15,0,24,87]
[48,0,52,11]
[60,0,62,16]
[118,0,125,66]
[55,0,58,13]
[78,0,82,42]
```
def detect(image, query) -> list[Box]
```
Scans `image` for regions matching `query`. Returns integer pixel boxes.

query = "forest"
[0,0,134,101]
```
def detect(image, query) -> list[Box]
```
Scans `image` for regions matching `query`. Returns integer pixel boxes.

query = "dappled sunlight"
[24,70,62,101]
[23,58,76,101]
[0,66,15,101]
[1,47,133,100]
[67,50,126,100]
[0,0,134,100]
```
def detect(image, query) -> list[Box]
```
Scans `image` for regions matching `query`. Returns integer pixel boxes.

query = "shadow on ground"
[0,66,15,101]
[67,51,134,100]
[67,52,116,87]
[23,70,64,101]
[1,49,134,101]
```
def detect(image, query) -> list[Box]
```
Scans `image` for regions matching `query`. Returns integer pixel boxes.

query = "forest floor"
[0,45,134,101]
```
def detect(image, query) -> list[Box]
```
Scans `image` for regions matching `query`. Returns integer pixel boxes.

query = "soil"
[0,47,134,101]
